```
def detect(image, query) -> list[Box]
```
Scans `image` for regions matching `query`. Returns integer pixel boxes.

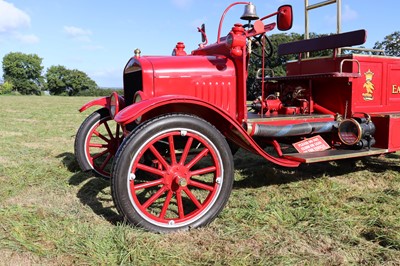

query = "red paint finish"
[80,3,400,171]
[115,95,300,167]
[152,56,236,117]
[124,55,237,119]
[79,96,109,113]
[351,55,400,114]
[275,53,400,154]
[79,94,125,114]
[285,54,400,115]
[389,117,400,151]
[74,2,400,233]
[371,114,400,151]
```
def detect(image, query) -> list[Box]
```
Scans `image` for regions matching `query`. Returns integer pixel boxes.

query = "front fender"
[79,96,110,113]
[115,95,220,125]
[115,95,300,167]
[79,95,125,113]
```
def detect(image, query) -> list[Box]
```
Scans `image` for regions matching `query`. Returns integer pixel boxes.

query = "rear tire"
[111,114,234,232]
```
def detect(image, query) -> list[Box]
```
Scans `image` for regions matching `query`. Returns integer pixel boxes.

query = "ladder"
[304,0,384,56]
[304,0,342,56]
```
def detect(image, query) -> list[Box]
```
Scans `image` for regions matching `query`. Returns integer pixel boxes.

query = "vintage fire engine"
[75,1,400,232]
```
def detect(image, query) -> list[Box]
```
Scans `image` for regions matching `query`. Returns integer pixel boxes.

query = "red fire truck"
[75,1,400,232]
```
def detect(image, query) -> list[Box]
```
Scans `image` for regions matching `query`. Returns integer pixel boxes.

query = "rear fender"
[115,95,300,167]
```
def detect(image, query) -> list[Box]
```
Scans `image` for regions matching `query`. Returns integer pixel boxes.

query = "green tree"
[67,69,98,96]
[2,52,44,95]
[45,65,69,95]
[45,65,98,96]
[0,81,14,95]
[373,31,400,56]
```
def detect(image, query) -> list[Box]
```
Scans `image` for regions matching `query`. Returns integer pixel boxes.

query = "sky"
[0,0,399,88]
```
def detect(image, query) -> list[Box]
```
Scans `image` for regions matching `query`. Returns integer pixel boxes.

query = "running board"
[283,148,388,163]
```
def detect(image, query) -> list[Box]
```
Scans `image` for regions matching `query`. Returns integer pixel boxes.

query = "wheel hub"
[165,165,189,191]
[177,177,187,187]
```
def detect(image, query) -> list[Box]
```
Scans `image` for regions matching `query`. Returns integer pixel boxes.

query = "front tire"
[74,108,122,178]
[111,114,234,232]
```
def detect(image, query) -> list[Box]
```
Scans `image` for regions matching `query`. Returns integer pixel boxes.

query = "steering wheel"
[243,23,273,58]
[250,34,273,58]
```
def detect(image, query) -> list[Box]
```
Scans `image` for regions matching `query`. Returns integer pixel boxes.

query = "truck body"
[75,1,400,232]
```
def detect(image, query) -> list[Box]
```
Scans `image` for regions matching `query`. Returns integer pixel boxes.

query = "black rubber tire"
[74,108,122,179]
[111,114,234,232]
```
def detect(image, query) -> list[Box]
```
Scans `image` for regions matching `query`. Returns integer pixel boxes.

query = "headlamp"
[109,92,119,119]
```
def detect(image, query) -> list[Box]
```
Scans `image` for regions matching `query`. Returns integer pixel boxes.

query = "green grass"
[0,96,399,265]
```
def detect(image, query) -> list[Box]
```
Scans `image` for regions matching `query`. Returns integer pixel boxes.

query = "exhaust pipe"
[252,114,376,150]
[338,117,376,149]
[253,121,338,137]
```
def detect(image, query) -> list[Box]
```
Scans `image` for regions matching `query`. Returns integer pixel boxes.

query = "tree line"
[1,31,399,96]
[0,52,119,96]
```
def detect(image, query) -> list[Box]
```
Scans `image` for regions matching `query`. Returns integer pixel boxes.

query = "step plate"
[283,148,388,163]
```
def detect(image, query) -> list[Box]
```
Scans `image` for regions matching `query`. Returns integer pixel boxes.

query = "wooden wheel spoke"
[149,144,169,170]
[92,149,109,160]
[190,166,216,176]
[134,179,164,191]
[183,187,203,209]
[185,148,209,170]
[99,153,113,170]
[89,143,108,148]
[189,180,214,191]
[142,186,167,209]
[116,125,121,141]
[159,190,173,219]
[136,163,165,177]
[179,136,193,165]
[176,191,185,219]
[168,135,177,165]
[93,130,110,143]
[103,121,114,140]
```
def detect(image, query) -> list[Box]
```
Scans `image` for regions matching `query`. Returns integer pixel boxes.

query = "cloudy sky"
[0,0,399,87]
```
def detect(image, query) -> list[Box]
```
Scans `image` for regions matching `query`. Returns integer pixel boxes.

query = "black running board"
[283,148,388,163]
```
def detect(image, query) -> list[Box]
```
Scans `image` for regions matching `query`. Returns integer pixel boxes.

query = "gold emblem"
[362,69,375,101]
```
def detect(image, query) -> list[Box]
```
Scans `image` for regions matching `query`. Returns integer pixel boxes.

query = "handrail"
[342,47,385,55]
[256,68,275,79]
[340,59,360,75]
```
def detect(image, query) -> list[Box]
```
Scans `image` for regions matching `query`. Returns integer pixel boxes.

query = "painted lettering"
[393,84,400,94]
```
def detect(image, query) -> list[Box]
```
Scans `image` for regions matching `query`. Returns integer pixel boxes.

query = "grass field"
[0,96,399,265]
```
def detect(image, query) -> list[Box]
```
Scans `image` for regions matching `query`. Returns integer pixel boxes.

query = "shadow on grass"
[233,149,400,189]
[58,152,122,225]
[58,150,400,223]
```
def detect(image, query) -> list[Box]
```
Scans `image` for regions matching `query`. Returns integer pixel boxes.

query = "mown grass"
[0,96,399,265]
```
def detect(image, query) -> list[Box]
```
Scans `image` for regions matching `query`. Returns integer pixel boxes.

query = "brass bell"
[240,3,259,21]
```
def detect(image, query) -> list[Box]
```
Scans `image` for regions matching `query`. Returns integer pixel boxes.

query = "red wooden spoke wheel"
[112,115,234,232]
[75,108,123,178]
